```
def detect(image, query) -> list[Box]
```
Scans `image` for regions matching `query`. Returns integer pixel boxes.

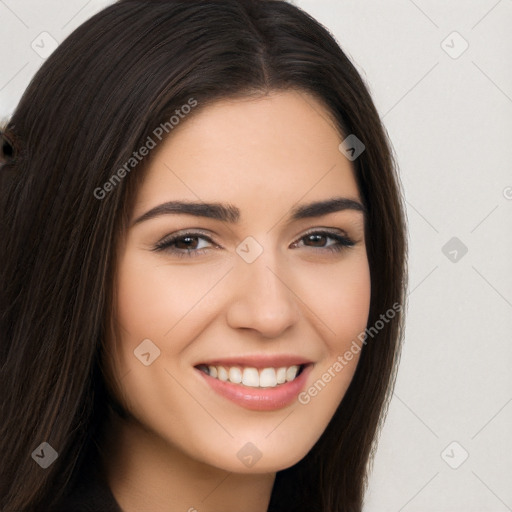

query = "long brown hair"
[0,1,408,510]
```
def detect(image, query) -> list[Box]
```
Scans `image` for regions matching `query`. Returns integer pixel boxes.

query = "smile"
[195,363,305,388]
[194,360,314,411]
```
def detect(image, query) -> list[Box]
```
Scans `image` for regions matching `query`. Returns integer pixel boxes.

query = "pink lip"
[195,363,313,411]
[195,354,313,369]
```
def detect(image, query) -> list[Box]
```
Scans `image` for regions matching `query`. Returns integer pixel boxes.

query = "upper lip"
[195,354,314,369]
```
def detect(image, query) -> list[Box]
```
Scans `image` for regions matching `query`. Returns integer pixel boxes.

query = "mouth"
[194,362,309,389]
[193,359,314,411]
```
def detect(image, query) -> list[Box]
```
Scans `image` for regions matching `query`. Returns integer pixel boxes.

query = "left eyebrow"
[131,196,366,226]
[288,197,366,221]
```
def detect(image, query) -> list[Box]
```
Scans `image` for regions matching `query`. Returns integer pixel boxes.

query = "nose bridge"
[226,236,300,336]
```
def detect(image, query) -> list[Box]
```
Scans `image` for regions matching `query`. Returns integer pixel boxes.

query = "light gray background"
[1,1,511,510]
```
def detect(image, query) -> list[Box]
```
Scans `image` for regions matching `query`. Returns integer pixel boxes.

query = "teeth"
[286,366,299,382]
[276,367,287,384]
[242,367,259,387]
[228,367,242,384]
[217,366,228,382]
[259,368,277,387]
[199,364,303,388]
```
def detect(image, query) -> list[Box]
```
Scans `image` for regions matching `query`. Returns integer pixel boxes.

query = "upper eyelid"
[156,228,355,248]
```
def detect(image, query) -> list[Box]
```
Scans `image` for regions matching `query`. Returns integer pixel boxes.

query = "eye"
[153,231,217,258]
[153,229,356,258]
[291,230,355,253]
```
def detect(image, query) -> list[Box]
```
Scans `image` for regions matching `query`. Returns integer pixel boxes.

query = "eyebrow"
[132,196,366,226]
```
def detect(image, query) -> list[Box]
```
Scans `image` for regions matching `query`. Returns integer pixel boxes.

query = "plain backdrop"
[1,1,511,510]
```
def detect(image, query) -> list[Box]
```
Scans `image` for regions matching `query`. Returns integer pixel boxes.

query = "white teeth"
[228,367,242,384]
[286,365,299,382]
[242,367,259,387]
[217,366,228,382]
[276,367,287,384]
[259,368,277,387]
[200,364,303,388]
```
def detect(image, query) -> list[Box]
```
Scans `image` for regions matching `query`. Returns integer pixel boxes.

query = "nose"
[226,246,300,338]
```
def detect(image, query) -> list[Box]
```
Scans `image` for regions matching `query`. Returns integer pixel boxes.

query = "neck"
[100,409,275,512]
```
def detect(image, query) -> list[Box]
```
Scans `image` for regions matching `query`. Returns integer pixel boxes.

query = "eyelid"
[299,226,350,238]
[153,228,219,251]
[291,229,355,250]
[153,227,357,257]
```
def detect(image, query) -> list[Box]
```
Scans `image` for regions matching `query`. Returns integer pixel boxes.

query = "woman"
[0,0,408,510]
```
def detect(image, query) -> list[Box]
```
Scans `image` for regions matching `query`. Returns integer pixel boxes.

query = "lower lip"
[195,364,313,411]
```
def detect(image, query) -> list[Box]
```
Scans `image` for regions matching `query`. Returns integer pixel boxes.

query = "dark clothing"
[47,460,122,512]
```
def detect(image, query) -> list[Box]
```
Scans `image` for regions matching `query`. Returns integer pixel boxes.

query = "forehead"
[131,90,361,222]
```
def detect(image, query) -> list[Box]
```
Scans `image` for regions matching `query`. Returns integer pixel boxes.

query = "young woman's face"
[106,90,371,473]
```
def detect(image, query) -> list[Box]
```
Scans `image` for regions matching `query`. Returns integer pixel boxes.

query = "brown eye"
[303,233,329,247]
[293,230,355,253]
[173,236,201,250]
[153,232,217,258]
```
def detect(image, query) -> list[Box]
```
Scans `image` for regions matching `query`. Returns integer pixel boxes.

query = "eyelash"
[153,229,356,258]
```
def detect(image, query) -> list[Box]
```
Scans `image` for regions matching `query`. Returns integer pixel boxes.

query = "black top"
[48,460,122,512]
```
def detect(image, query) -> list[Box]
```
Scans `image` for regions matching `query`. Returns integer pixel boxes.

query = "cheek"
[115,250,211,337]
[109,251,190,383]
[293,252,370,412]
[299,250,371,347]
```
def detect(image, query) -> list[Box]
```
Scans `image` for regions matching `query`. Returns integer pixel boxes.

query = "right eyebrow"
[132,201,240,225]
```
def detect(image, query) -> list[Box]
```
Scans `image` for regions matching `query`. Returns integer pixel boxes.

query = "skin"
[101,89,371,512]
